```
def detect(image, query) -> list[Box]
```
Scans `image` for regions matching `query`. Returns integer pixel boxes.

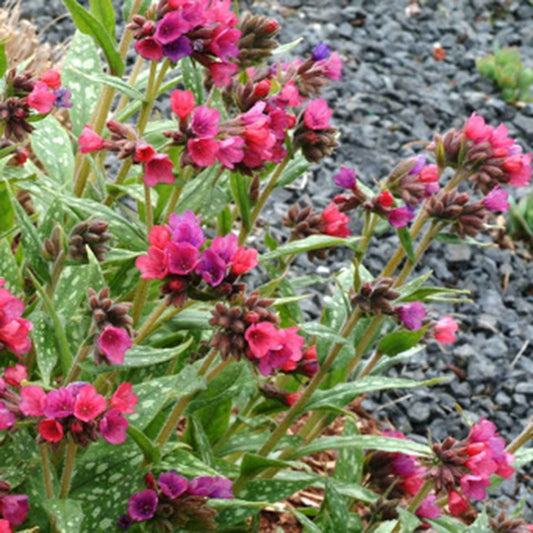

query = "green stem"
[506,416,533,454]
[63,343,92,386]
[238,155,291,246]
[59,436,77,499]
[134,300,168,344]
[144,184,153,231]
[391,479,434,533]
[115,56,144,114]
[40,445,55,499]
[131,278,151,326]
[162,166,194,223]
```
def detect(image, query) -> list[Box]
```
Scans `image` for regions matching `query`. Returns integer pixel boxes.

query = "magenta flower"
[99,408,129,445]
[388,206,415,228]
[482,186,510,212]
[170,89,195,120]
[154,12,190,45]
[409,155,426,175]
[230,247,258,275]
[245,322,280,359]
[110,383,138,415]
[433,316,458,344]
[98,326,132,365]
[210,233,238,263]
[323,51,343,80]
[187,476,234,499]
[419,164,439,183]
[27,81,56,114]
[416,494,441,520]
[135,247,169,280]
[44,387,74,418]
[209,26,241,60]
[168,211,204,247]
[166,242,200,275]
[157,472,188,499]
[460,474,491,500]
[73,384,107,422]
[503,152,531,187]
[127,489,158,522]
[464,112,492,143]
[191,106,220,138]
[143,153,175,186]
[187,137,219,167]
[163,36,193,63]
[3,363,27,387]
[333,166,357,189]
[397,302,426,330]
[303,99,333,130]
[217,136,244,169]
[148,226,171,249]
[208,61,238,87]
[0,494,29,526]
[0,402,16,430]
[78,125,105,154]
[19,385,47,417]
[134,38,163,62]
[490,123,514,149]
[196,248,227,286]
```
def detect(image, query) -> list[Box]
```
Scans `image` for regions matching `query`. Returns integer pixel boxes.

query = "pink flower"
[196,248,227,286]
[245,322,281,359]
[416,494,441,520]
[135,247,168,280]
[376,190,394,208]
[158,472,188,499]
[208,61,238,87]
[231,247,258,275]
[154,11,190,44]
[504,152,531,187]
[217,136,244,169]
[110,383,138,415]
[98,326,132,365]
[320,203,350,237]
[388,206,415,228]
[143,153,175,186]
[460,474,491,500]
[482,186,510,212]
[464,112,492,143]
[44,388,74,418]
[397,301,426,330]
[419,164,439,183]
[333,166,357,189]
[27,82,56,114]
[433,316,458,344]
[78,125,105,154]
[40,69,62,89]
[38,419,64,443]
[0,402,16,430]
[283,392,302,407]
[19,385,47,417]
[3,364,27,387]
[274,82,304,108]
[490,124,514,149]
[135,37,164,62]
[448,489,468,516]
[0,280,32,357]
[259,327,304,376]
[166,242,200,275]
[134,143,155,163]
[73,384,107,422]
[1,494,29,526]
[304,99,333,130]
[169,211,204,247]
[191,106,220,138]
[170,89,195,120]
[210,233,238,263]
[99,408,128,444]
[148,226,171,249]
[209,25,241,60]
[187,138,219,167]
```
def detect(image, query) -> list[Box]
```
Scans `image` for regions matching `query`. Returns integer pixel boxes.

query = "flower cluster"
[0,481,28,531]
[118,471,233,531]
[136,213,258,306]
[129,0,241,87]
[0,69,71,141]
[0,280,32,358]
[14,382,137,446]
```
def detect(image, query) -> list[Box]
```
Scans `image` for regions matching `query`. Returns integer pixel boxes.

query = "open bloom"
[78,126,105,154]
[98,326,132,365]
[433,316,458,344]
[482,187,510,212]
[27,82,56,114]
[143,153,175,186]
[320,203,350,237]
[0,280,32,357]
[397,302,426,330]
[303,98,333,130]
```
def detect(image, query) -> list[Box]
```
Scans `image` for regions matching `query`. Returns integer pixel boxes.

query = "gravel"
[18,0,533,518]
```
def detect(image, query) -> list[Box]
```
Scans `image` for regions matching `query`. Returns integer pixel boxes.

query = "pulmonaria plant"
[0,0,530,531]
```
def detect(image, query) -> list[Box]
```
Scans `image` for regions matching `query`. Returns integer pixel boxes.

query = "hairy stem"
[40,445,55,499]
[59,436,77,499]
[391,479,433,533]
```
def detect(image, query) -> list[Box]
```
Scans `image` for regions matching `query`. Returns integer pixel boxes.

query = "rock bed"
[20,0,533,518]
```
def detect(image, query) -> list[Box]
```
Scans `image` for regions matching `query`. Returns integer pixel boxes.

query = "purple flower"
[163,36,193,62]
[312,41,331,61]
[99,408,128,445]
[482,186,510,212]
[127,489,158,522]
[196,248,227,286]
[416,494,441,520]
[188,476,234,499]
[397,301,426,331]
[168,211,205,248]
[0,494,29,526]
[117,514,133,530]
[44,387,74,418]
[190,105,220,138]
[210,233,238,263]
[333,166,356,189]
[53,87,73,108]
[408,155,426,175]
[154,12,190,45]
[166,242,200,275]
[158,471,188,499]
[387,206,415,228]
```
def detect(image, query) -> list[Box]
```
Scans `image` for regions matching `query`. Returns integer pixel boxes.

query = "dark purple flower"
[117,514,133,530]
[53,87,73,108]
[163,36,193,62]
[187,476,234,499]
[408,155,426,175]
[168,211,205,248]
[387,205,415,228]
[154,12,190,45]
[312,41,331,61]
[44,387,74,418]
[127,489,158,522]
[196,248,227,286]
[333,166,356,189]
[167,242,200,275]
[158,471,188,499]
[397,301,426,331]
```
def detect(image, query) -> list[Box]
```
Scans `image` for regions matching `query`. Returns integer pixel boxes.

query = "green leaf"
[122,338,192,368]
[31,115,74,188]
[0,182,14,236]
[334,419,363,485]
[62,0,124,76]
[277,151,310,188]
[427,516,467,533]
[377,327,428,357]
[514,447,533,469]
[399,285,471,303]
[323,479,350,533]
[291,435,431,459]
[435,233,492,247]
[89,0,116,40]
[230,173,251,231]
[181,57,204,104]
[465,510,489,532]
[32,312,58,385]
[291,509,323,533]
[397,227,416,262]
[0,238,20,293]
[123,0,151,20]
[43,499,84,533]
[189,416,215,466]
[71,69,146,103]
[272,37,303,56]
[260,235,360,262]
[240,453,296,478]
[398,509,421,533]
[62,32,103,136]
[126,424,160,464]
[0,43,7,78]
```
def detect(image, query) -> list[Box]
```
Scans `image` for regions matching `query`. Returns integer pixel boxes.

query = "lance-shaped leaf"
[397,226,416,262]
[43,499,84,533]
[376,327,428,357]
[121,338,192,368]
